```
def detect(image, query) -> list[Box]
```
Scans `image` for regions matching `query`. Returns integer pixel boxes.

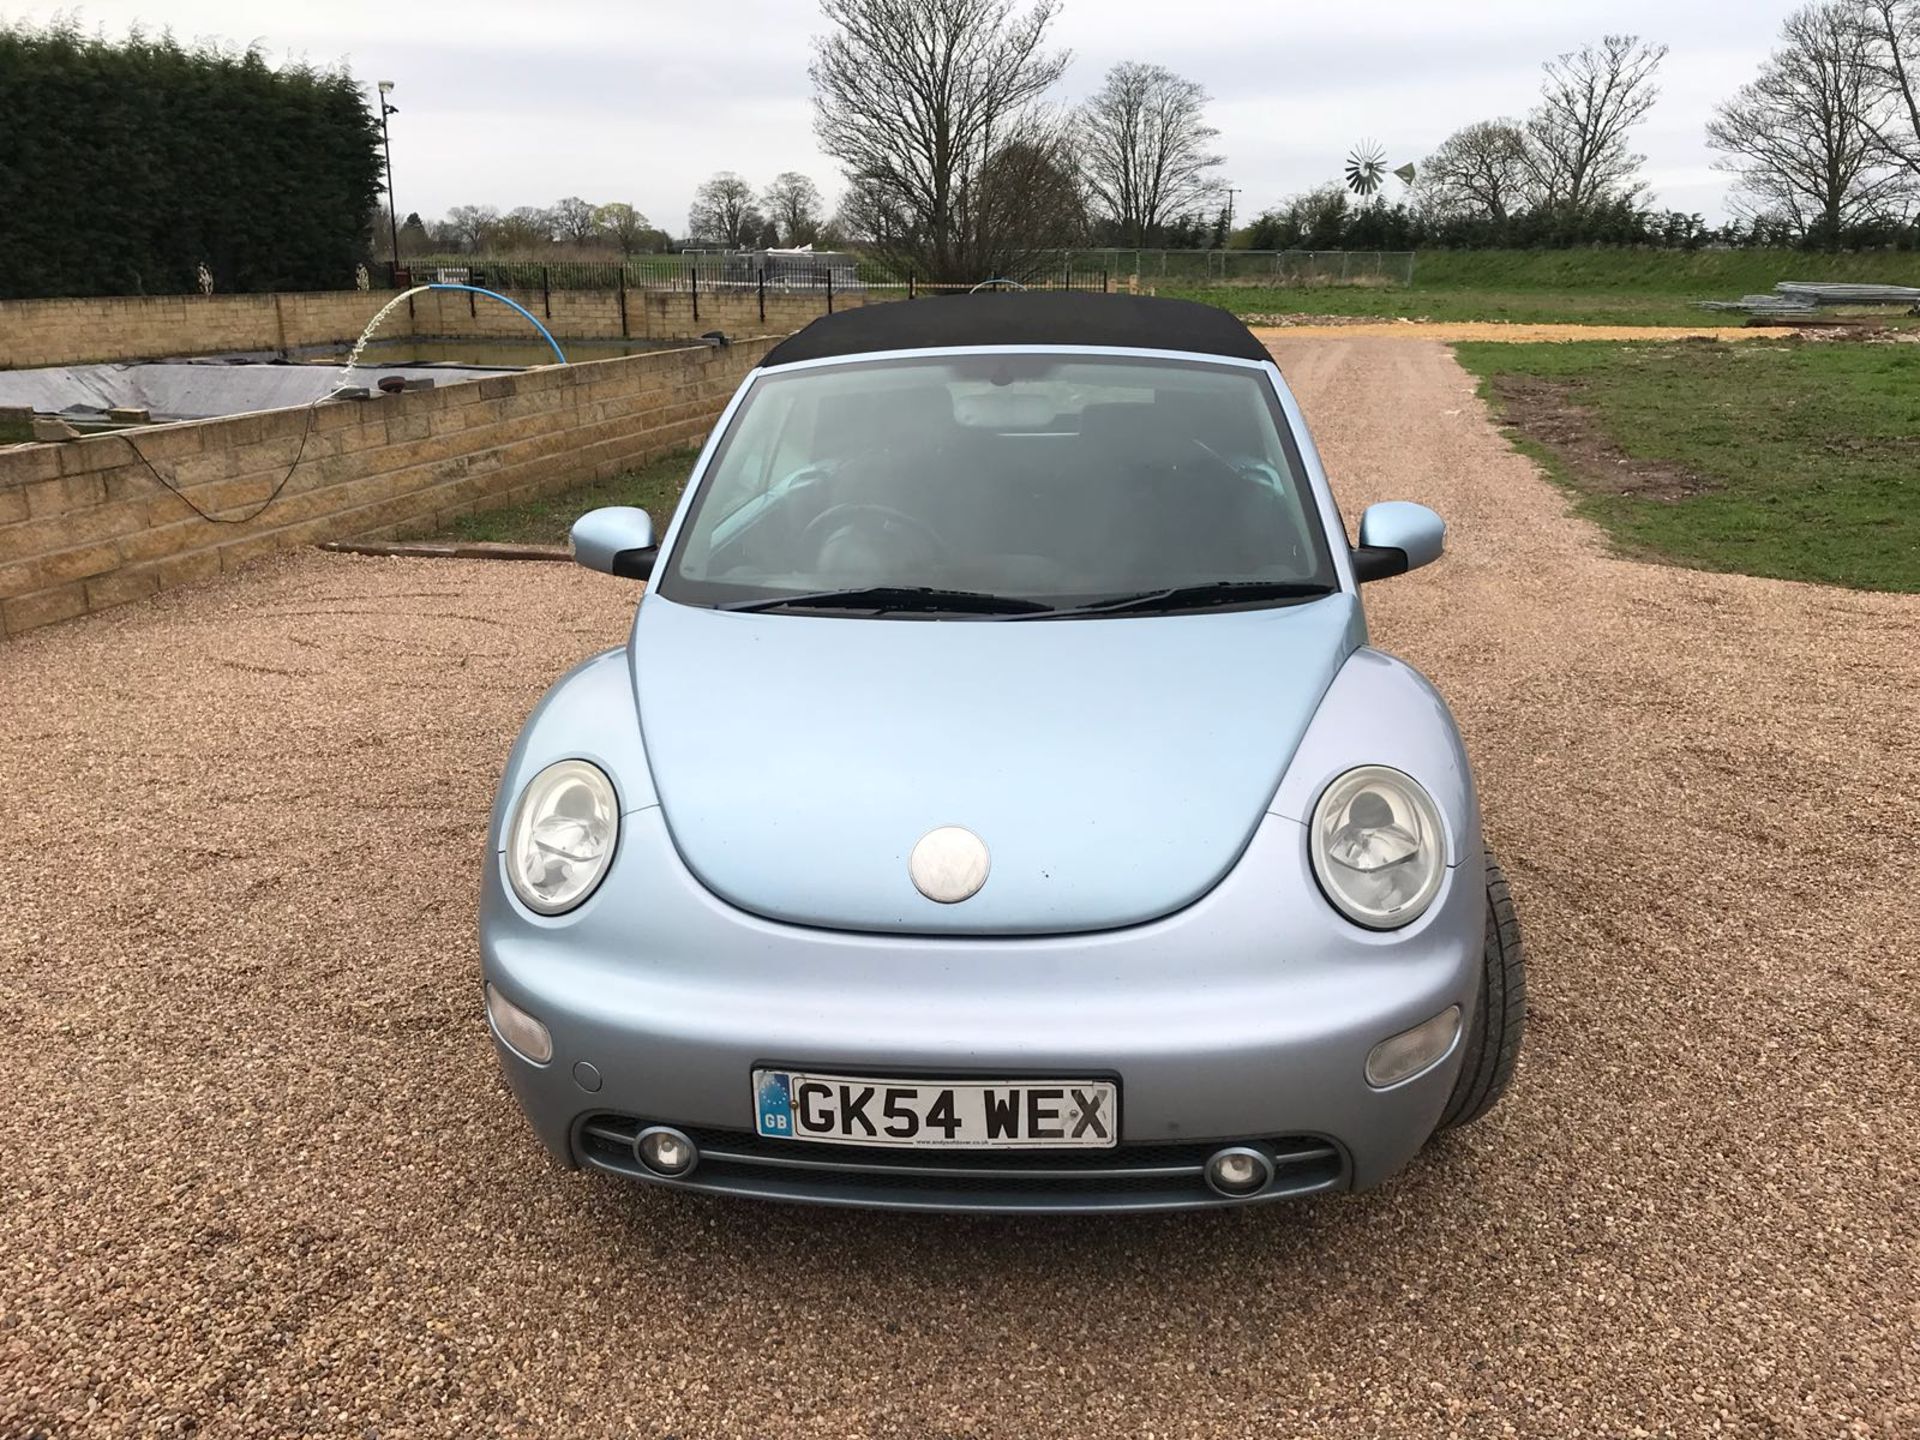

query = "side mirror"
[571,506,657,581]
[1352,501,1445,584]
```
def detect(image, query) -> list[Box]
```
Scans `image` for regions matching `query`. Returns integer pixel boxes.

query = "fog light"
[1205,1146,1275,1198]
[635,1126,699,1178]
[1366,1005,1462,1088]
[484,983,553,1065]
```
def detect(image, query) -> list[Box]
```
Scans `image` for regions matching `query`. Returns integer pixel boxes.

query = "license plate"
[753,1069,1118,1149]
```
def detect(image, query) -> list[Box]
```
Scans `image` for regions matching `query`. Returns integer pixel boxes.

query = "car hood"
[630,593,1364,935]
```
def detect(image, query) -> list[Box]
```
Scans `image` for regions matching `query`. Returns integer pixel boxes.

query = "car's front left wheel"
[1435,849,1526,1130]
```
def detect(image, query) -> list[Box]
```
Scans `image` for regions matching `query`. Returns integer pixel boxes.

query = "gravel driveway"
[3,337,1914,1437]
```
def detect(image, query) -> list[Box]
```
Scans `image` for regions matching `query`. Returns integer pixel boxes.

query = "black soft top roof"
[759,292,1271,367]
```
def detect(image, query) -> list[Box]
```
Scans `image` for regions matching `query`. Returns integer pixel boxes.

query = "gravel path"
[2,337,1914,1437]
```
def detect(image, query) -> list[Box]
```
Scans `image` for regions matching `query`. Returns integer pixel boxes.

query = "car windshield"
[654,352,1338,617]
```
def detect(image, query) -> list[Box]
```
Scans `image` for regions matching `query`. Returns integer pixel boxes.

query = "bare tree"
[1525,35,1668,209]
[550,196,600,246]
[967,126,1087,273]
[1853,0,1920,177]
[1709,3,1910,242]
[442,204,501,252]
[811,0,1071,281]
[762,172,825,245]
[1419,119,1536,222]
[843,125,1084,279]
[594,202,660,256]
[1077,62,1223,245]
[496,205,557,252]
[688,171,763,247]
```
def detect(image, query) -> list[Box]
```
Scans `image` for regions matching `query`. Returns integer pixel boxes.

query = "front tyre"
[1435,850,1526,1130]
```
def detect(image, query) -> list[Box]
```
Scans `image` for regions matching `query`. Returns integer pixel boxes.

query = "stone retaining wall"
[0,338,777,639]
[0,286,878,369]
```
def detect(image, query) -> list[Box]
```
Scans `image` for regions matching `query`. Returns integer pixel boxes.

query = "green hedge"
[0,21,383,299]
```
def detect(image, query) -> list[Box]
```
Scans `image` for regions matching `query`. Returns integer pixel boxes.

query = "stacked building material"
[1695,294,1817,315]
[1696,278,1920,320]
[1773,281,1920,306]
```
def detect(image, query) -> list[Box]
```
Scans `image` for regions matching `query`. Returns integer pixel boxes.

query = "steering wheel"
[800,503,950,563]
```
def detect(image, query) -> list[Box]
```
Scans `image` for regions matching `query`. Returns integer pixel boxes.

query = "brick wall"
[0,338,778,639]
[0,292,399,369]
[0,286,883,369]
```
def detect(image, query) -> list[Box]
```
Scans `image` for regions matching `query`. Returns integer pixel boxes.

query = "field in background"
[388,248,1920,329]
[1169,248,1920,327]
[1454,337,1920,592]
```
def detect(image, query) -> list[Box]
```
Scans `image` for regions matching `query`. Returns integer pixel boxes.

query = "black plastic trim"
[1350,545,1410,584]
[609,546,657,580]
[570,1114,1352,1213]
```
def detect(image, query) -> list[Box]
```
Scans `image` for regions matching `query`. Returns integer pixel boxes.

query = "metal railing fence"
[390,253,879,294]
[1067,249,1417,284]
[379,262,1130,334]
[386,249,1415,296]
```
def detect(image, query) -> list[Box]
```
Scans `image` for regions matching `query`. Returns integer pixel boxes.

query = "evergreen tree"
[0,20,385,298]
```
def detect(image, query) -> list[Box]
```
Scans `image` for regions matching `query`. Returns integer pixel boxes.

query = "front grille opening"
[574,1114,1349,1212]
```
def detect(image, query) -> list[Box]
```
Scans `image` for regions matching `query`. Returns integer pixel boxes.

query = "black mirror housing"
[609,547,657,581]
[1350,545,1410,584]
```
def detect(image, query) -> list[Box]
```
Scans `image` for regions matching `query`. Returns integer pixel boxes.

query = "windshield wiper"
[721,585,1052,616]
[1025,579,1335,620]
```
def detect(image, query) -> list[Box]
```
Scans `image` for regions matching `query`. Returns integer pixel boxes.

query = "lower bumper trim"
[575,1114,1350,1213]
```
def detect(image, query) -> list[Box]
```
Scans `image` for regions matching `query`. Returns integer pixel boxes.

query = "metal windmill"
[1344,141,1389,198]
[1345,141,1418,198]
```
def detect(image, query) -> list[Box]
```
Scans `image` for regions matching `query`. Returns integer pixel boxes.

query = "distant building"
[679,246,863,291]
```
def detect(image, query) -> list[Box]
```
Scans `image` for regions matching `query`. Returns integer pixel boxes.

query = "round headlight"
[505,760,619,915]
[1309,765,1446,930]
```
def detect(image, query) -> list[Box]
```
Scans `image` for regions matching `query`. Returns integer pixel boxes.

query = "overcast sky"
[16,0,1804,230]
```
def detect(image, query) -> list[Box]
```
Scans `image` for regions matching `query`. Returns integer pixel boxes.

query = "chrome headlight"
[1309,765,1446,930]
[505,760,619,915]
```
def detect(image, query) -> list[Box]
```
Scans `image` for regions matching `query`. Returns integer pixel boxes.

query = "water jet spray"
[336,283,568,392]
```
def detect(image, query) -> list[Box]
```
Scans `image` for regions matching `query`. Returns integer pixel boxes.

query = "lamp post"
[377,81,401,277]
[1218,186,1242,277]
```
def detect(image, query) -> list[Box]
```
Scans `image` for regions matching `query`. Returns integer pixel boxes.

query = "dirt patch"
[1239,312,1397,328]
[1485,373,1715,502]
[1796,322,1920,343]
[1743,320,1920,341]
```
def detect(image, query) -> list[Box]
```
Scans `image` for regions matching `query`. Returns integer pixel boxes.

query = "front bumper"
[480,808,1483,1213]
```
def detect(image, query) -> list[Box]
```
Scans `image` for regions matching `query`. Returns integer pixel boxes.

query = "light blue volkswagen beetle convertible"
[480,294,1525,1212]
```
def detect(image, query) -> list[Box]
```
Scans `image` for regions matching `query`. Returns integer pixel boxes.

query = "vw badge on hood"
[910,827,991,904]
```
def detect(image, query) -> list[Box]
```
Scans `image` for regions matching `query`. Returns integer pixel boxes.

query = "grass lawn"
[436,446,697,546]
[1165,248,1920,328]
[1168,283,1719,326]
[1452,338,1920,592]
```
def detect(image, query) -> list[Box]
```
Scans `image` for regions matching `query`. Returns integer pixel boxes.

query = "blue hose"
[425,283,568,364]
